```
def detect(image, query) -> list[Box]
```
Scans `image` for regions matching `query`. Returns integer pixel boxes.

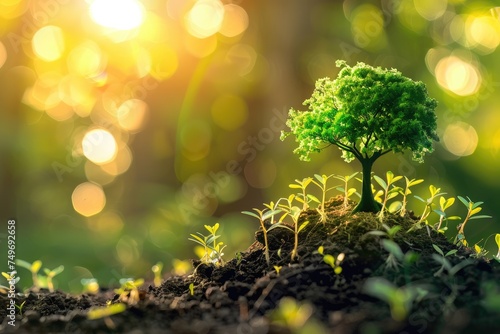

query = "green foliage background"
[1,0,499,291]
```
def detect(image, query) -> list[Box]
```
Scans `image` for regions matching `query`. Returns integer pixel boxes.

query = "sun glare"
[89,0,145,30]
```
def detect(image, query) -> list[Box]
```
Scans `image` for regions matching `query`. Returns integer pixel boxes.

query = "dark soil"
[2,196,500,333]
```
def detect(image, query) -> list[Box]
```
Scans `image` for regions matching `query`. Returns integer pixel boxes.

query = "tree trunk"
[353,158,381,213]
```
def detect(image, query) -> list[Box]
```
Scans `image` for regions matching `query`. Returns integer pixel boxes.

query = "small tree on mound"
[281,60,439,213]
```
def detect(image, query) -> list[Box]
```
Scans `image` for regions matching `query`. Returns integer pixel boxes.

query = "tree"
[281,60,438,213]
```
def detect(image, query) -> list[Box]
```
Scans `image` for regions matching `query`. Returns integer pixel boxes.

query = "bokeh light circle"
[32,26,65,62]
[443,121,478,157]
[185,0,224,38]
[435,56,481,96]
[89,0,144,30]
[82,129,117,164]
[72,182,106,217]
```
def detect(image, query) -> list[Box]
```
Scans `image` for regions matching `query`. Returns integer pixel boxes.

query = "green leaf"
[289,184,302,189]
[318,246,324,255]
[16,259,33,271]
[51,265,64,276]
[373,175,387,190]
[457,196,469,208]
[323,255,335,268]
[470,207,482,215]
[382,240,403,261]
[433,209,445,216]
[298,221,309,233]
[495,234,500,248]
[445,249,458,257]
[469,215,492,220]
[307,194,320,203]
[414,196,425,203]
[432,244,444,256]
[262,209,282,221]
[472,201,484,209]
[408,179,424,187]
[241,211,260,219]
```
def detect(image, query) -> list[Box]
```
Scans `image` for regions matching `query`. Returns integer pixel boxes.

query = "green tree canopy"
[282,60,439,213]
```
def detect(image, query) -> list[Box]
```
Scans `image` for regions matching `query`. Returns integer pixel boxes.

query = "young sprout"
[433,196,460,233]
[317,246,344,274]
[81,278,100,294]
[289,177,314,211]
[473,244,488,259]
[333,172,359,209]
[431,244,458,277]
[399,177,424,217]
[1,271,20,294]
[16,259,42,291]
[270,297,315,331]
[279,195,308,261]
[364,223,402,241]
[431,244,473,278]
[412,185,446,231]
[188,223,226,266]
[242,208,283,265]
[363,277,428,322]
[374,171,403,222]
[274,265,282,276]
[455,196,492,246]
[43,265,64,292]
[115,278,144,305]
[151,262,163,287]
[15,301,26,316]
[311,174,336,223]
[188,283,195,296]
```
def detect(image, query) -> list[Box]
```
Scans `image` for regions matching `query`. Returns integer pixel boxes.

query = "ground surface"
[1,196,500,333]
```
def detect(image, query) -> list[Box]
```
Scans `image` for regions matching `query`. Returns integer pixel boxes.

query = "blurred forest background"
[1,0,499,291]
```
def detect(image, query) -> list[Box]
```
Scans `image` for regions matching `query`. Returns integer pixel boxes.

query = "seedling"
[412,185,446,231]
[289,177,314,211]
[188,223,226,266]
[43,265,64,292]
[1,271,20,294]
[115,278,144,305]
[431,244,472,278]
[364,277,428,321]
[333,172,359,209]
[274,265,282,276]
[473,243,488,259]
[282,60,438,213]
[235,252,243,266]
[399,177,424,217]
[433,196,459,233]
[15,301,26,316]
[279,195,309,261]
[364,223,402,241]
[455,196,492,246]
[188,283,194,296]
[81,278,100,294]
[270,297,314,331]
[310,174,336,222]
[431,244,457,277]
[16,259,42,291]
[242,208,283,265]
[317,246,344,274]
[151,262,163,287]
[374,171,403,222]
